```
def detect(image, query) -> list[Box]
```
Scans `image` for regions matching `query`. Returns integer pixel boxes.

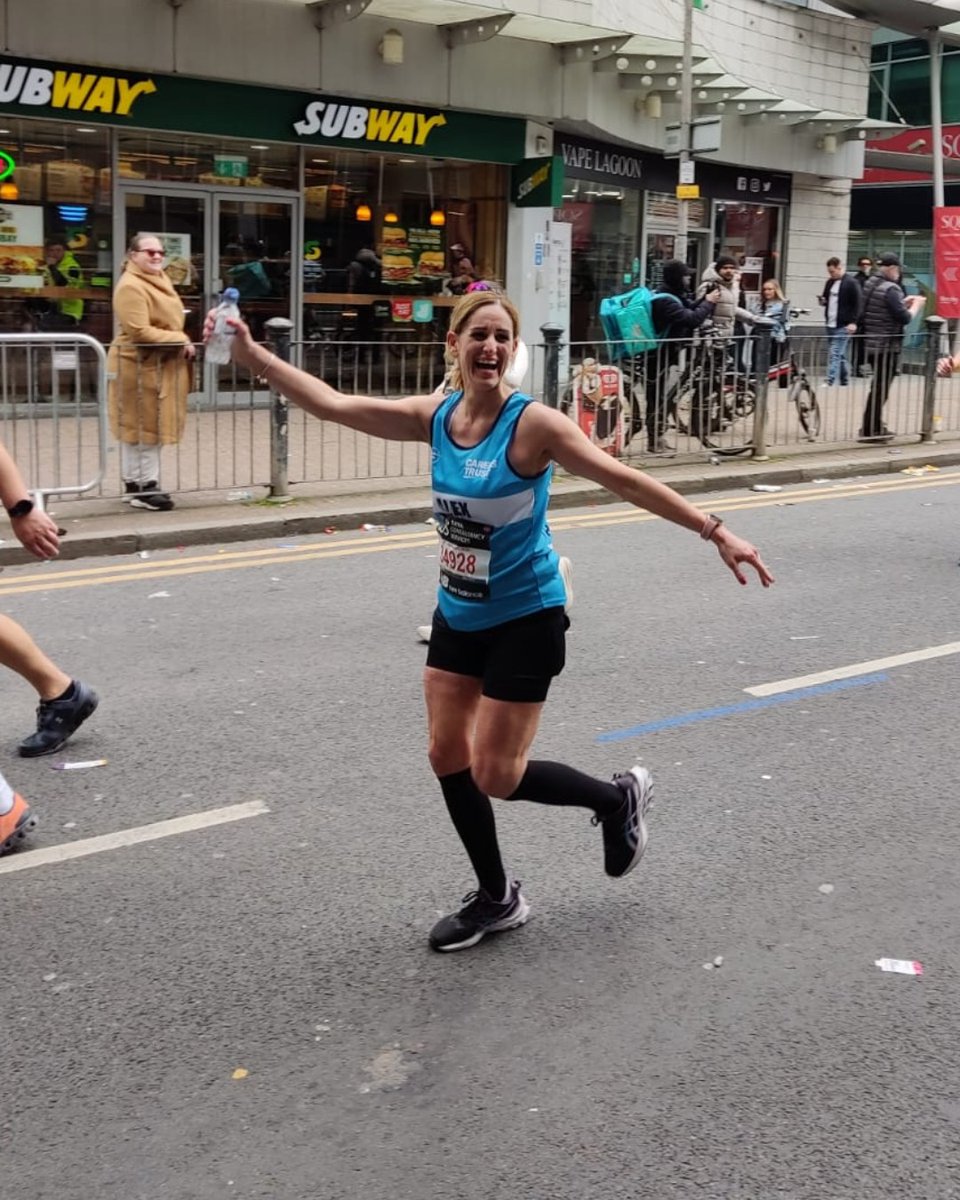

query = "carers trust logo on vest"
[0,58,156,117]
[293,99,446,147]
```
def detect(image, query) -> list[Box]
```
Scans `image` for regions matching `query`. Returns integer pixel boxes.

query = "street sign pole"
[677,0,694,261]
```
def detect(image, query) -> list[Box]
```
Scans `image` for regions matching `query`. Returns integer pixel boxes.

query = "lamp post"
[677,0,695,260]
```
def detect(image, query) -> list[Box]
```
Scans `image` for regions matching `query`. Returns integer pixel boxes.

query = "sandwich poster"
[0,203,44,288]
[380,224,444,286]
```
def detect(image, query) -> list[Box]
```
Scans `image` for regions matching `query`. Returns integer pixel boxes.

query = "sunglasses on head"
[466,280,495,292]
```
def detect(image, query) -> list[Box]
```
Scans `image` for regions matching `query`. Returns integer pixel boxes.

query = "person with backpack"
[643,261,719,453]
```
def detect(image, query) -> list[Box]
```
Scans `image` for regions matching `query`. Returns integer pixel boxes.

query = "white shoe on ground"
[558,555,573,611]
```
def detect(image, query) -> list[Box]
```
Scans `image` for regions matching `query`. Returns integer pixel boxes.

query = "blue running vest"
[430,390,566,631]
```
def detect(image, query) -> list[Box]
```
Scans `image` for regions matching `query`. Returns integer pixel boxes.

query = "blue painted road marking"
[596,672,889,744]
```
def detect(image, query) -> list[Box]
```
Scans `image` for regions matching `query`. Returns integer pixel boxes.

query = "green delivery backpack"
[599,286,664,360]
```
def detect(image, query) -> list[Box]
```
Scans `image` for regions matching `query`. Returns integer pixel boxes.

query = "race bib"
[435,513,492,601]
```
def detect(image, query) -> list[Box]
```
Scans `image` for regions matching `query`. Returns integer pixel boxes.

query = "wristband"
[255,352,277,385]
[700,513,723,541]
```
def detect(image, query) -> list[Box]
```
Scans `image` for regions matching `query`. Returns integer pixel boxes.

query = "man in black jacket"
[640,260,718,453]
[858,252,925,441]
[820,257,861,386]
[850,255,874,376]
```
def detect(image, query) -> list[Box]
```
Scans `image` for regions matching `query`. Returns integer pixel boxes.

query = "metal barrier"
[4,319,960,508]
[0,332,108,511]
[552,316,957,462]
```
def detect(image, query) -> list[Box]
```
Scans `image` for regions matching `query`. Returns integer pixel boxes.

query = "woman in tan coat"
[107,233,195,511]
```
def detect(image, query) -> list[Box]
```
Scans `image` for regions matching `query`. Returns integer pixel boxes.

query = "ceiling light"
[250,144,270,150]
[429,208,446,227]
[355,202,372,221]
[75,127,96,134]
[311,157,329,163]
[383,209,399,224]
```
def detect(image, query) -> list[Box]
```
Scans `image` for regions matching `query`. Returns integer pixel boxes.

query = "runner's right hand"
[202,309,258,367]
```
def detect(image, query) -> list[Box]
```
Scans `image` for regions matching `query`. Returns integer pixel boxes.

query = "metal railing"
[544,316,955,462]
[3,317,959,507]
[0,332,108,511]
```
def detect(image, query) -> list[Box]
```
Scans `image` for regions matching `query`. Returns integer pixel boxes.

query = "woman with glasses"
[107,233,196,511]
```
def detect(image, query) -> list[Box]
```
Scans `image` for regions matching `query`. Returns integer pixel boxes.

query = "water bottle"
[206,287,240,365]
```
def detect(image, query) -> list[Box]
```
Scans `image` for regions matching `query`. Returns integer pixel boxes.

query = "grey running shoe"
[595,765,654,877]
[18,679,99,758]
[429,881,530,952]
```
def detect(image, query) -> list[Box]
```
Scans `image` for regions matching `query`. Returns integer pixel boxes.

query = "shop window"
[715,203,782,306]
[554,178,642,345]
[0,118,111,337]
[116,132,299,191]
[301,151,505,342]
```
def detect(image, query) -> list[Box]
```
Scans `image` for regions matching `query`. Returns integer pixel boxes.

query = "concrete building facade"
[0,0,885,356]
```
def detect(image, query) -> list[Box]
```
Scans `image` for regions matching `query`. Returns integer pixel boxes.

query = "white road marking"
[745,641,960,698]
[0,799,270,876]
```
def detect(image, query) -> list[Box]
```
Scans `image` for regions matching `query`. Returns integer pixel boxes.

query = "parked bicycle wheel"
[792,377,821,440]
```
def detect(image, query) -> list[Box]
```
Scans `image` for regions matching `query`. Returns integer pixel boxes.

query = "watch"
[700,513,724,541]
[7,498,34,519]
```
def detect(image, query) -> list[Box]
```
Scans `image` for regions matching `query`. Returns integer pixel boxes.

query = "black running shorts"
[425,605,568,703]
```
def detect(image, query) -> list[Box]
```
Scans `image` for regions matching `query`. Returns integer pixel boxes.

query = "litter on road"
[50,758,109,771]
[875,958,923,976]
[751,484,783,493]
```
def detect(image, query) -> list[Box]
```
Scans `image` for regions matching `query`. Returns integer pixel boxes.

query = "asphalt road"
[1,470,959,1200]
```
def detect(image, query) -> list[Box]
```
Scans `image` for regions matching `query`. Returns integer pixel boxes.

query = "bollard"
[264,317,293,499]
[540,323,564,409]
[750,319,774,460]
[921,315,947,443]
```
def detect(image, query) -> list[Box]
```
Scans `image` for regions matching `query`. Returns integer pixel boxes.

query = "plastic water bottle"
[206,287,240,365]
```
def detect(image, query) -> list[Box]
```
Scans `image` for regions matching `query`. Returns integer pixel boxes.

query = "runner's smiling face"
[449,302,518,394]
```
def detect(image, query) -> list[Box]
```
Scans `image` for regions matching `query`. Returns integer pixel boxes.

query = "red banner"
[935,206,960,318]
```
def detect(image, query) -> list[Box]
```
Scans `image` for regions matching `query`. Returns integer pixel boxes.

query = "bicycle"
[667,328,756,451]
[671,311,820,456]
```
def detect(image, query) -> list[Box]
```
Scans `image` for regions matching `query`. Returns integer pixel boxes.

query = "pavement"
[20,436,960,566]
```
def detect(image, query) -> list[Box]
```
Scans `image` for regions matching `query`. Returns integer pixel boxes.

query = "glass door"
[119,187,208,345]
[213,196,295,342]
[119,187,297,399]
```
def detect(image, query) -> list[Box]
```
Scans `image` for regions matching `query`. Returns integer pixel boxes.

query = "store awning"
[823,0,960,39]
[304,0,900,139]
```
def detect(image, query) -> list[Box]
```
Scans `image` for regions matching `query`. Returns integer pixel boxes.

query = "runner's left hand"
[12,507,60,559]
[713,528,774,587]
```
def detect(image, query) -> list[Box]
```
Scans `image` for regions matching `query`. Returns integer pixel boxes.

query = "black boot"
[129,481,174,512]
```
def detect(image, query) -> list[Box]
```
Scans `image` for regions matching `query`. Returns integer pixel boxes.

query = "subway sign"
[0,54,525,164]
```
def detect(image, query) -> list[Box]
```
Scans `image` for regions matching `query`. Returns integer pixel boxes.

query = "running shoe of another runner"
[429,880,530,952]
[595,765,654,877]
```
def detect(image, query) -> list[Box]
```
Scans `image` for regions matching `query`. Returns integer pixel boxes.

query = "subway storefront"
[0,54,525,355]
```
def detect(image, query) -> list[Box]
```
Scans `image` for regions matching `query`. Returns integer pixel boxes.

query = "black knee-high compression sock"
[506,760,623,819]
[438,769,508,900]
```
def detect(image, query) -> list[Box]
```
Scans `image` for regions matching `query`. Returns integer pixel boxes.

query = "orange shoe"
[0,792,37,856]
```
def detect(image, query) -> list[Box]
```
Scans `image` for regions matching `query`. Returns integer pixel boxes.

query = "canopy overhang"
[824,0,960,40]
[304,0,897,142]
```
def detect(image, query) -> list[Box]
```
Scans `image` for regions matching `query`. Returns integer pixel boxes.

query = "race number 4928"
[438,538,490,581]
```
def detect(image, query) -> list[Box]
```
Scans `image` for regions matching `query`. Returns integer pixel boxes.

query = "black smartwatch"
[7,498,34,519]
